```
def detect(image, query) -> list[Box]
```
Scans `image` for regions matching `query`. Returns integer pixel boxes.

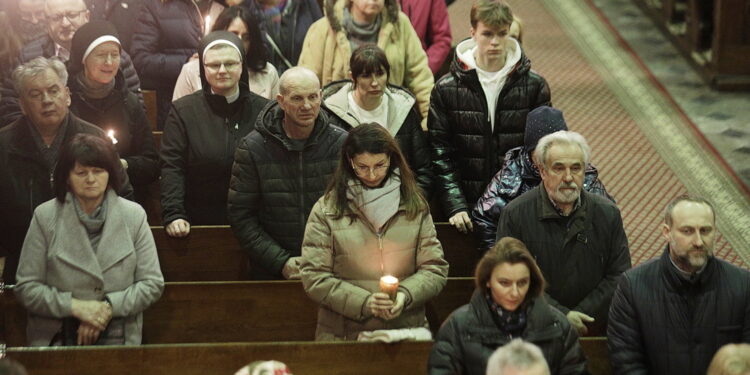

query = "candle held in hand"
[107,130,118,145]
[204,15,211,35]
[379,275,399,301]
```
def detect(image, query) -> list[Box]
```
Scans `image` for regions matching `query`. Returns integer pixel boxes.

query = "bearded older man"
[496,130,631,336]
[608,196,750,375]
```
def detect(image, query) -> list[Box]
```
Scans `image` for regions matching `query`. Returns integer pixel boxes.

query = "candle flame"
[381,275,398,285]
[107,130,118,145]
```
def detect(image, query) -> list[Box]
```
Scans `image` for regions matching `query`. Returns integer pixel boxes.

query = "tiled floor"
[589,0,750,188]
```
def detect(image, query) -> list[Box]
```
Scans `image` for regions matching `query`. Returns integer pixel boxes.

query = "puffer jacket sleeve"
[297,18,328,83]
[584,165,615,203]
[299,199,374,321]
[106,206,164,317]
[533,73,552,108]
[123,94,159,187]
[402,108,433,200]
[159,104,189,225]
[398,13,434,130]
[607,275,649,375]
[227,137,292,277]
[573,205,630,316]
[424,0,452,75]
[398,211,448,309]
[427,312,465,375]
[131,2,191,87]
[429,84,468,218]
[471,156,521,252]
[119,51,145,107]
[15,209,74,318]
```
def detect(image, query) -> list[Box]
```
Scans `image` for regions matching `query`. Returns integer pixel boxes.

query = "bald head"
[45,0,89,49]
[278,67,320,95]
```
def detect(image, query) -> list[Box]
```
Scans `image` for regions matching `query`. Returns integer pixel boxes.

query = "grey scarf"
[343,7,381,52]
[76,71,115,99]
[71,192,108,253]
[346,170,401,232]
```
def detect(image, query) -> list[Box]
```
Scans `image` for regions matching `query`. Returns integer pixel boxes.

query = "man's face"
[18,0,47,25]
[662,201,715,272]
[19,68,71,129]
[539,143,585,208]
[471,21,510,63]
[277,77,321,130]
[45,0,89,47]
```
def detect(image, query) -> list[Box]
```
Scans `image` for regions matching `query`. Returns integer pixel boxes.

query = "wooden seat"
[150,224,479,281]
[0,278,475,346]
[2,338,611,375]
[143,90,158,131]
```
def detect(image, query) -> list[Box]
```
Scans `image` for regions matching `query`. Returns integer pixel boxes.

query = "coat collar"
[659,246,717,292]
[468,289,562,342]
[256,101,333,151]
[322,80,415,135]
[53,189,133,282]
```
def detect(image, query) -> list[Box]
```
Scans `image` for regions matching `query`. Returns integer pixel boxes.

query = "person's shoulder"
[622,256,661,283]
[504,186,539,211]
[714,258,750,283]
[172,91,205,109]
[585,191,620,212]
[71,115,106,137]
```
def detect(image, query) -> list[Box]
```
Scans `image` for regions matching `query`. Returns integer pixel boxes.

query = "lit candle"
[379,275,399,301]
[107,130,118,145]
[204,15,211,35]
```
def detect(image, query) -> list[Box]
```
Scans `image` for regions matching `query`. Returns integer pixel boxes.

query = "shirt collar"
[54,42,70,62]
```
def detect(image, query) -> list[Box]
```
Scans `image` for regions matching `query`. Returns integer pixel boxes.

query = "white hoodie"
[455,37,522,131]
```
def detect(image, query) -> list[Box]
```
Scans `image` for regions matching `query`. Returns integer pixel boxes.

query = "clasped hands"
[367,291,406,320]
[71,298,113,345]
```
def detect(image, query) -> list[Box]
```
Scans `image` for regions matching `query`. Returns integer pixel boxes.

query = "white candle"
[205,15,211,35]
[379,275,399,301]
[107,130,118,145]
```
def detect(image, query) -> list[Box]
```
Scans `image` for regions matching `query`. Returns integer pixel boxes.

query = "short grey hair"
[12,56,68,95]
[486,339,550,375]
[533,130,591,169]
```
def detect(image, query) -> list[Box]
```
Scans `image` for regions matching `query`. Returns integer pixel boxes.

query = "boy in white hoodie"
[428,0,550,234]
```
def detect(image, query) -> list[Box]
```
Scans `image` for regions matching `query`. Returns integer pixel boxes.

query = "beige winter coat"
[300,194,449,341]
[298,0,434,129]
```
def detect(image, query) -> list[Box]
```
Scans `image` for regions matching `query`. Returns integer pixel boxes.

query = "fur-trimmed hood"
[324,0,400,33]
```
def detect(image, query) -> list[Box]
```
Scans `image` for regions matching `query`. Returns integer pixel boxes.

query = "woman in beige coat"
[15,134,164,346]
[300,123,448,341]
[298,0,434,129]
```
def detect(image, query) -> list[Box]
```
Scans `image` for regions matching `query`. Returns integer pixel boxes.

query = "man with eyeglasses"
[0,0,143,127]
[496,130,631,337]
[0,56,133,284]
[11,0,48,43]
[228,67,347,280]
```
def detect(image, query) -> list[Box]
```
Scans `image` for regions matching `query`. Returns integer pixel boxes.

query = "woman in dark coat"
[160,31,268,237]
[321,44,432,198]
[428,237,587,375]
[67,21,159,205]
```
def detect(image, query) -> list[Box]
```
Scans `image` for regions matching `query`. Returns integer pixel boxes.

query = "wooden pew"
[3,338,611,375]
[0,278,476,347]
[144,90,158,131]
[150,224,479,281]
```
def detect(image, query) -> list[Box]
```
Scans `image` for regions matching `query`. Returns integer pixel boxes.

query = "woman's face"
[351,152,390,188]
[486,262,530,312]
[350,0,384,20]
[203,45,243,95]
[354,67,387,102]
[84,41,121,85]
[226,17,251,54]
[69,162,109,202]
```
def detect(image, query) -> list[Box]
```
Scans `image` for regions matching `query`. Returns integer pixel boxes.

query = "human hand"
[120,159,128,169]
[566,310,594,336]
[166,219,191,238]
[282,257,302,279]
[449,211,474,233]
[366,292,394,318]
[71,299,111,330]
[381,292,407,320]
[189,52,199,61]
[77,321,103,345]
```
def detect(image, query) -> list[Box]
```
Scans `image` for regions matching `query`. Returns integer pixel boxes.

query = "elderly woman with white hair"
[160,31,268,237]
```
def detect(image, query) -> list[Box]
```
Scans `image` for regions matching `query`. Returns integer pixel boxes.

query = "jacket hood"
[255,100,333,150]
[324,0,400,33]
[452,37,530,85]
[321,79,415,135]
[198,30,251,114]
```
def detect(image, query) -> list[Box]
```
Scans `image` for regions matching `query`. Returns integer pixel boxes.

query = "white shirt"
[348,91,389,129]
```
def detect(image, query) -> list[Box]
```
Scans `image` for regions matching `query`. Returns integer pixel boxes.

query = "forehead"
[284,77,320,96]
[547,143,583,164]
[670,201,715,227]
[491,262,530,279]
[46,0,86,12]
[204,46,241,62]
[227,17,248,33]
[352,152,388,164]
[91,42,120,53]
[475,21,510,33]
[19,0,45,10]
[23,69,63,91]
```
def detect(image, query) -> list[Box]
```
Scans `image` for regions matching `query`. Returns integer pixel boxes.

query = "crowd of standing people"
[0,0,747,374]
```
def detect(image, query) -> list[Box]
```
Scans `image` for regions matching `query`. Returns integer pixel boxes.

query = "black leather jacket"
[472,146,614,252]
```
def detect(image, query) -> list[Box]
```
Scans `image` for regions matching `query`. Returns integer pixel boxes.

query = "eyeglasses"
[204,61,242,72]
[46,9,87,24]
[19,10,46,23]
[351,160,390,176]
[89,51,120,64]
